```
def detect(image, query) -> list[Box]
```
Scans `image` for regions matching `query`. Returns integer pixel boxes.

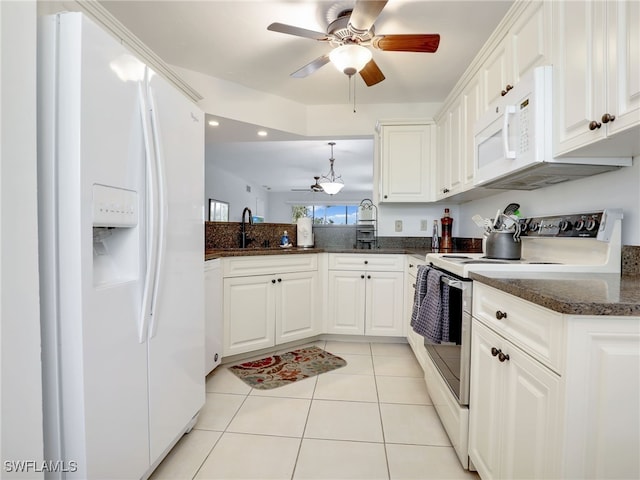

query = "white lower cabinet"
[470,282,640,480]
[222,255,319,356]
[469,320,561,480]
[326,254,404,337]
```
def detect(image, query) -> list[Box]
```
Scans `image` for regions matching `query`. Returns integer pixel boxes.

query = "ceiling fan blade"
[359,59,385,86]
[349,0,388,32]
[291,54,331,78]
[267,22,330,41]
[372,34,441,53]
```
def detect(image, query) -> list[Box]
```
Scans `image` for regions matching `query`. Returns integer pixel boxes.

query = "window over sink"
[292,205,358,225]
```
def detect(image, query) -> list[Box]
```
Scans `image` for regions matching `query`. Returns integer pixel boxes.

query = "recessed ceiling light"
[208,120,220,127]
[257,130,268,137]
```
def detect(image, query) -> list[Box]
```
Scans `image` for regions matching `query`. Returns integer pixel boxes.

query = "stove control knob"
[520,222,529,233]
[559,220,572,232]
[586,218,599,231]
[529,221,539,233]
[575,218,586,231]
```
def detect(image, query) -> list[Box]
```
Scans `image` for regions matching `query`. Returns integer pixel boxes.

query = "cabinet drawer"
[329,253,404,271]
[223,254,317,277]
[472,283,564,373]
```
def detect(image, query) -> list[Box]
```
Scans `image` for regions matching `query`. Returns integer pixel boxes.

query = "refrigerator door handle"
[138,80,159,344]
[146,79,167,340]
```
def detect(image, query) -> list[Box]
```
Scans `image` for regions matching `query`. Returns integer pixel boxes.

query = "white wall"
[458,157,640,245]
[1,1,44,476]
[205,165,270,222]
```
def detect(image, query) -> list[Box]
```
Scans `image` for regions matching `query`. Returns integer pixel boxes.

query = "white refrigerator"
[37,12,205,479]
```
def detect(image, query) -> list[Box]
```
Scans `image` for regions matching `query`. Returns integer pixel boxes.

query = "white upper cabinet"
[480,1,551,111]
[553,0,640,157]
[376,122,435,203]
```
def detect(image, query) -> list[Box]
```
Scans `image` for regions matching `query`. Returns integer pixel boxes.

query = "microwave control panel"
[519,211,604,238]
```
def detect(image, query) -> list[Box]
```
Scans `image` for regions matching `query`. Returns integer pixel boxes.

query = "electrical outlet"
[420,220,428,231]
[395,220,403,232]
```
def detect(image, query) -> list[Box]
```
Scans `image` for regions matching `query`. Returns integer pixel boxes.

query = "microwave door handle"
[502,105,517,159]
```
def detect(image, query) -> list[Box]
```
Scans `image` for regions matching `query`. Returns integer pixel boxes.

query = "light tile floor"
[150,340,480,480]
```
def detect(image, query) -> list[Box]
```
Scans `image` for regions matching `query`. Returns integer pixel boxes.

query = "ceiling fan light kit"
[329,44,372,76]
[319,142,345,195]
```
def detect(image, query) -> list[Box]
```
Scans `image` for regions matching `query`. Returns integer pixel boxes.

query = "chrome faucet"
[241,207,253,248]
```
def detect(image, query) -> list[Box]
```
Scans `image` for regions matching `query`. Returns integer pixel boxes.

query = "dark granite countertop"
[469,271,640,317]
[204,247,435,261]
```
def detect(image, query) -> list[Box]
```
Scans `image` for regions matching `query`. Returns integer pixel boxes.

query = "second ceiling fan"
[267,0,440,86]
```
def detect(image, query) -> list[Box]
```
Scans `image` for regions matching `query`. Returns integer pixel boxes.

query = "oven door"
[424,273,472,406]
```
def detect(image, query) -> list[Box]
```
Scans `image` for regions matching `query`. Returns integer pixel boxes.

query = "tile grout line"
[370,343,393,480]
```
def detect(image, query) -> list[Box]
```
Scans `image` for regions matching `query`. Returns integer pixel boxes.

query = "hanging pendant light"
[319,142,344,195]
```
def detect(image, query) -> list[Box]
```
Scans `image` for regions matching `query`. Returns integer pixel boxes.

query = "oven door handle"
[441,276,467,290]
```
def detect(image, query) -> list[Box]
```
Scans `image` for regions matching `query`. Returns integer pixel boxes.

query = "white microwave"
[473,66,630,190]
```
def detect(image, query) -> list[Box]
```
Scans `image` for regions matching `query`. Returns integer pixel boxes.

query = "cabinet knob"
[361,274,365,279]
[601,113,616,124]
[588,120,602,130]
[277,278,282,282]
[500,84,513,96]
[491,347,500,357]
[498,351,510,362]
[495,310,508,320]
[271,279,276,284]
[364,260,368,265]
[367,275,371,279]
[409,263,414,268]
[443,188,450,194]
[384,195,388,199]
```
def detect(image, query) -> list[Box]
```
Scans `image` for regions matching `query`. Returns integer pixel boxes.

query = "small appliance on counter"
[296,217,314,247]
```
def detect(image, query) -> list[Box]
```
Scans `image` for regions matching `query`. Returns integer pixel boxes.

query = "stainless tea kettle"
[482,212,522,260]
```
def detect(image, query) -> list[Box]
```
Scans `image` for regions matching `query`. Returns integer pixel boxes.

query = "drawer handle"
[491,347,500,357]
[495,310,508,320]
[498,351,510,363]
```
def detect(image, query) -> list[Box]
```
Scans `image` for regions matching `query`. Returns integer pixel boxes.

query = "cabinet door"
[326,271,366,335]
[500,337,561,479]
[553,0,607,155]
[468,321,504,480]
[434,117,449,200]
[223,275,275,356]
[463,73,482,189]
[275,271,320,344]
[606,0,640,137]
[366,271,404,336]
[481,36,510,110]
[509,1,550,84]
[380,124,433,202]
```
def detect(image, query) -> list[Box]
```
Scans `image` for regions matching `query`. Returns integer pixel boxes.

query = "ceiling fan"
[291,176,324,193]
[267,0,440,86]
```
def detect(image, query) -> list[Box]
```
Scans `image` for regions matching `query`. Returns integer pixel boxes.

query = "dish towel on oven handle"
[411,266,450,343]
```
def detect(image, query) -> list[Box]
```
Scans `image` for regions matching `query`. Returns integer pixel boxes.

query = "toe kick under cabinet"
[222,255,320,356]
[469,282,640,480]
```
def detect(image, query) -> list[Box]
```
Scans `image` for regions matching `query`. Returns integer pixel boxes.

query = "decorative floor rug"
[228,346,347,390]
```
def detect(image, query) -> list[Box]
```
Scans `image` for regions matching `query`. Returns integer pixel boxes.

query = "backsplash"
[622,246,640,275]
[205,222,297,249]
